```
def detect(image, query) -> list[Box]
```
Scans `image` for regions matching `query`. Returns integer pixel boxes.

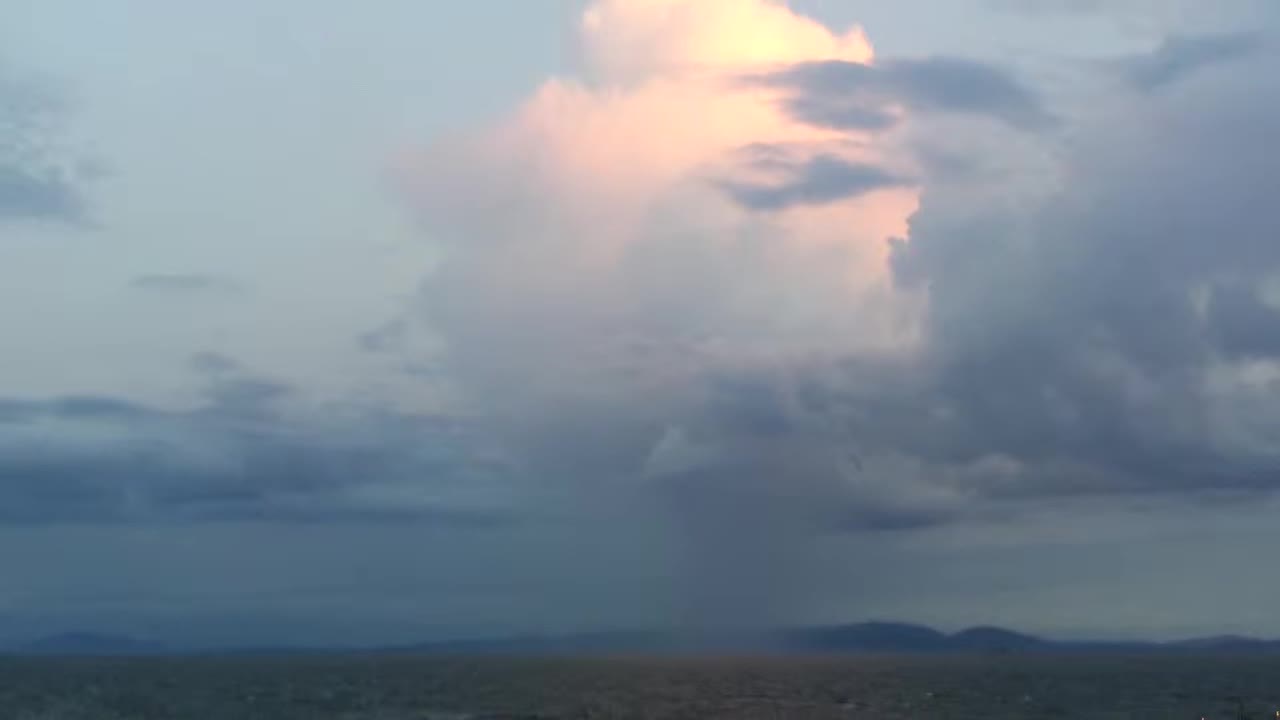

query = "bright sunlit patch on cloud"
[580,0,874,83]
[394,0,924,377]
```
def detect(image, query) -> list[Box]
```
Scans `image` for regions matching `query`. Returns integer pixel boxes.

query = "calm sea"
[1,655,1277,719]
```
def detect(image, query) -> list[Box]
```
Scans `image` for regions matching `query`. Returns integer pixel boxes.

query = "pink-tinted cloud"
[389,1,933,625]
[394,0,924,381]
[579,0,873,82]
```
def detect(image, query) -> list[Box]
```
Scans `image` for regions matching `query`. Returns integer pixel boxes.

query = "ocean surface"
[1,655,1278,719]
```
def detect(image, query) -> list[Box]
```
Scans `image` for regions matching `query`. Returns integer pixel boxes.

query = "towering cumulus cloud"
[394,0,1280,629]
[394,0,925,392]
[392,0,927,626]
[393,0,1280,629]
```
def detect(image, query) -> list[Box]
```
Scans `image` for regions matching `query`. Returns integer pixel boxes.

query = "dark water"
[1,655,1278,719]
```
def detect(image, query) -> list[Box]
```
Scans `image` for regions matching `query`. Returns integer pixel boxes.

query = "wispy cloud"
[719,155,910,210]
[0,362,510,526]
[130,274,244,294]
[753,56,1055,131]
[1120,32,1265,91]
[0,65,94,225]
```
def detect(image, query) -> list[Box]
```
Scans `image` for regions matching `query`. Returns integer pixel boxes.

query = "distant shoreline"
[9,622,1280,658]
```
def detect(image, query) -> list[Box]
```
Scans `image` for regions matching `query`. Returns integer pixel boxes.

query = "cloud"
[389,1,1082,564]
[987,0,1179,15]
[988,0,1109,11]
[0,360,512,526]
[390,0,1280,535]
[756,57,1055,131]
[987,0,1269,22]
[0,64,93,225]
[188,350,241,375]
[719,154,910,211]
[1205,282,1280,360]
[390,0,943,626]
[130,274,244,294]
[880,28,1280,497]
[0,166,84,223]
[1119,32,1265,91]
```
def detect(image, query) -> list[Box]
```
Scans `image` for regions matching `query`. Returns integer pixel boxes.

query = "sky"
[2,0,1279,648]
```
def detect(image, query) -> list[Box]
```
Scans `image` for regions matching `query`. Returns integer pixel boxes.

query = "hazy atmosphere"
[3,0,1280,649]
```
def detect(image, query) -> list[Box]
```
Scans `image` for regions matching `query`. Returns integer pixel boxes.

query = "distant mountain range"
[9,622,1280,657]
[385,622,1280,657]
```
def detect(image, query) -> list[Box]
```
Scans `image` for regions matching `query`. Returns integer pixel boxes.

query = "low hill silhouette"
[11,623,1280,657]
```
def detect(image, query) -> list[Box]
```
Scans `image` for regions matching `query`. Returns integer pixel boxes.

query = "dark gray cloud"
[754,57,1054,132]
[0,64,91,225]
[1121,32,1264,91]
[719,155,909,211]
[874,44,1280,501]
[781,93,899,132]
[1206,282,1280,360]
[885,58,1056,129]
[130,274,243,293]
[0,364,511,526]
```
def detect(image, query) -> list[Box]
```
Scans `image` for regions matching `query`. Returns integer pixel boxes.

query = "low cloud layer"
[0,358,509,526]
